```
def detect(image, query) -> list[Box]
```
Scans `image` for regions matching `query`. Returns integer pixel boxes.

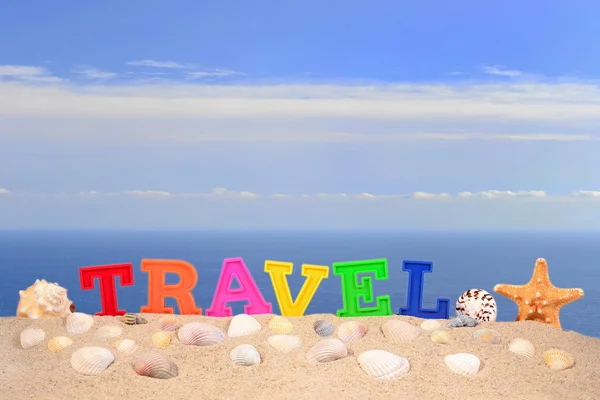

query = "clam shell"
[543,349,574,371]
[95,325,123,340]
[267,334,302,353]
[268,316,294,334]
[444,353,481,376]
[430,330,452,344]
[70,347,115,376]
[473,328,501,344]
[420,319,442,331]
[20,327,45,349]
[455,288,497,322]
[313,320,334,337]
[65,312,94,335]
[121,313,147,325]
[306,338,348,363]
[337,321,367,342]
[178,322,225,346]
[228,314,262,338]
[151,331,171,348]
[47,336,73,353]
[508,338,535,358]
[134,353,179,379]
[382,320,421,343]
[115,338,138,354]
[230,344,261,366]
[357,350,411,380]
[158,315,181,332]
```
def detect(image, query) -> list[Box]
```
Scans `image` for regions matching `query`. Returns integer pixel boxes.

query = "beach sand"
[1,313,599,400]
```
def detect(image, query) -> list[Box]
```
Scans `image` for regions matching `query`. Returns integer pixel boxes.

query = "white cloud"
[124,190,172,198]
[126,60,187,69]
[187,69,245,79]
[0,188,9,195]
[482,65,522,77]
[458,190,547,198]
[73,66,117,80]
[572,190,600,197]
[0,65,61,83]
[412,192,451,199]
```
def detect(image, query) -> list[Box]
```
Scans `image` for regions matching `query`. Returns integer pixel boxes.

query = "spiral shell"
[306,338,348,363]
[313,320,334,337]
[455,288,497,322]
[430,330,452,344]
[268,316,294,334]
[420,319,442,331]
[115,338,138,354]
[444,353,481,376]
[20,327,45,349]
[337,321,367,342]
[70,347,115,376]
[134,353,179,379]
[267,334,302,353]
[228,314,262,338]
[48,336,73,353]
[508,338,535,358]
[178,322,224,346]
[17,279,74,319]
[381,320,421,343]
[473,328,501,344]
[158,315,181,332]
[95,325,123,340]
[357,350,411,380]
[121,313,147,325]
[230,344,261,366]
[65,312,94,335]
[151,331,171,348]
[543,349,574,371]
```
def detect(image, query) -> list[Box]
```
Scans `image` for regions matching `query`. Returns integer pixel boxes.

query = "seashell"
[305,338,348,363]
[543,349,574,371]
[70,346,115,376]
[20,327,45,349]
[115,338,138,354]
[337,321,367,342]
[430,329,452,344]
[313,320,334,337]
[158,315,181,332]
[267,334,302,353]
[47,336,73,353]
[268,315,294,334]
[151,331,171,348]
[357,350,411,380]
[95,325,123,340]
[134,353,179,379]
[178,322,225,346]
[381,320,421,343]
[473,328,501,344]
[420,319,442,331]
[444,353,481,376]
[121,313,148,325]
[508,338,535,358]
[230,344,261,366]
[447,315,478,328]
[228,314,262,338]
[17,279,74,319]
[65,312,94,335]
[455,288,497,322]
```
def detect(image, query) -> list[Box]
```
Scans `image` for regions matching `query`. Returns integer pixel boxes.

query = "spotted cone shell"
[178,322,224,346]
[134,353,179,379]
[71,347,115,376]
[20,327,45,349]
[357,350,411,380]
[306,338,348,363]
[455,288,497,322]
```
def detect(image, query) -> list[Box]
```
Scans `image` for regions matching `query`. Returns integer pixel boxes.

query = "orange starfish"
[493,258,584,329]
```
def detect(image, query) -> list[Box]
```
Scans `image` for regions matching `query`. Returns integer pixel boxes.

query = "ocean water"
[0,230,598,338]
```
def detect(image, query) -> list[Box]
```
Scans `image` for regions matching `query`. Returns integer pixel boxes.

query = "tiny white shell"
[306,338,348,363]
[47,336,73,353]
[444,353,481,376]
[115,338,138,354]
[230,344,261,366]
[267,334,302,353]
[357,350,411,380]
[71,346,115,375]
[178,322,224,346]
[95,325,123,340]
[65,312,94,335]
[420,319,442,331]
[228,314,262,338]
[20,327,45,349]
[508,338,535,358]
[381,320,421,343]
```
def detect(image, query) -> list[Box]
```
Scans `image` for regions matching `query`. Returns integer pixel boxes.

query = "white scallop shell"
[508,338,535,358]
[267,334,302,353]
[357,350,411,380]
[230,344,261,366]
[543,349,574,371]
[337,321,367,342]
[47,336,73,353]
[444,353,481,376]
[381,320,421,343]
[70,347,115,375]
[178,322,225,346]
[420,319,442,331]
[115,338,138,354]
[228,314,262,338]
[20,327,45,349]
[65,312,94,335]
[95,325,123,340]
[17,279,74,319]
[455,288,497,322]
[305,338,348,363]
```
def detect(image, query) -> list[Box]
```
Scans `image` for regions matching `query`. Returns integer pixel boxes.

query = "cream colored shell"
[17,279,73,319]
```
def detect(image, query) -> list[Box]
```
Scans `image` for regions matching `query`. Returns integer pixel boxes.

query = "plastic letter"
[205,257,272,317]
[139,259,202,315]
[398,260,450,319]
[333,258,392,317]
[264,260,329,316]
[79,263,134,316]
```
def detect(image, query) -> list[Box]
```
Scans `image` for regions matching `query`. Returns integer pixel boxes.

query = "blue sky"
[1,1,600,230]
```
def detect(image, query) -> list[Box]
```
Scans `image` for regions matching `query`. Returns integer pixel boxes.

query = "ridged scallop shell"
[95,325,123,340]
[121,313,147,325]
[178,322,225,346]
[357,350,411,380]
[152,331,171,348]
[508,338,535,358]
[382,320,421,343]
[306,338,348,363]
[444,353,481,376]
[228,314,262,337]
[134,353,179,379]
[420,319,442,331]
[430,329,452,344]
[17,279,74,319]
[337,321,367,342]
[115,338,138,354]
[65,312,94,335]
[473,328,501,344]
[267,334,302,353]
[47,336,73,353]
[455,288,497,322]
[20,327,45,349]
[230,344,261,366]
[268,316,294,334]
[543,349,574,371]
[158,315,181,332]
[313,320,334,337]
[70,347,115,376]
